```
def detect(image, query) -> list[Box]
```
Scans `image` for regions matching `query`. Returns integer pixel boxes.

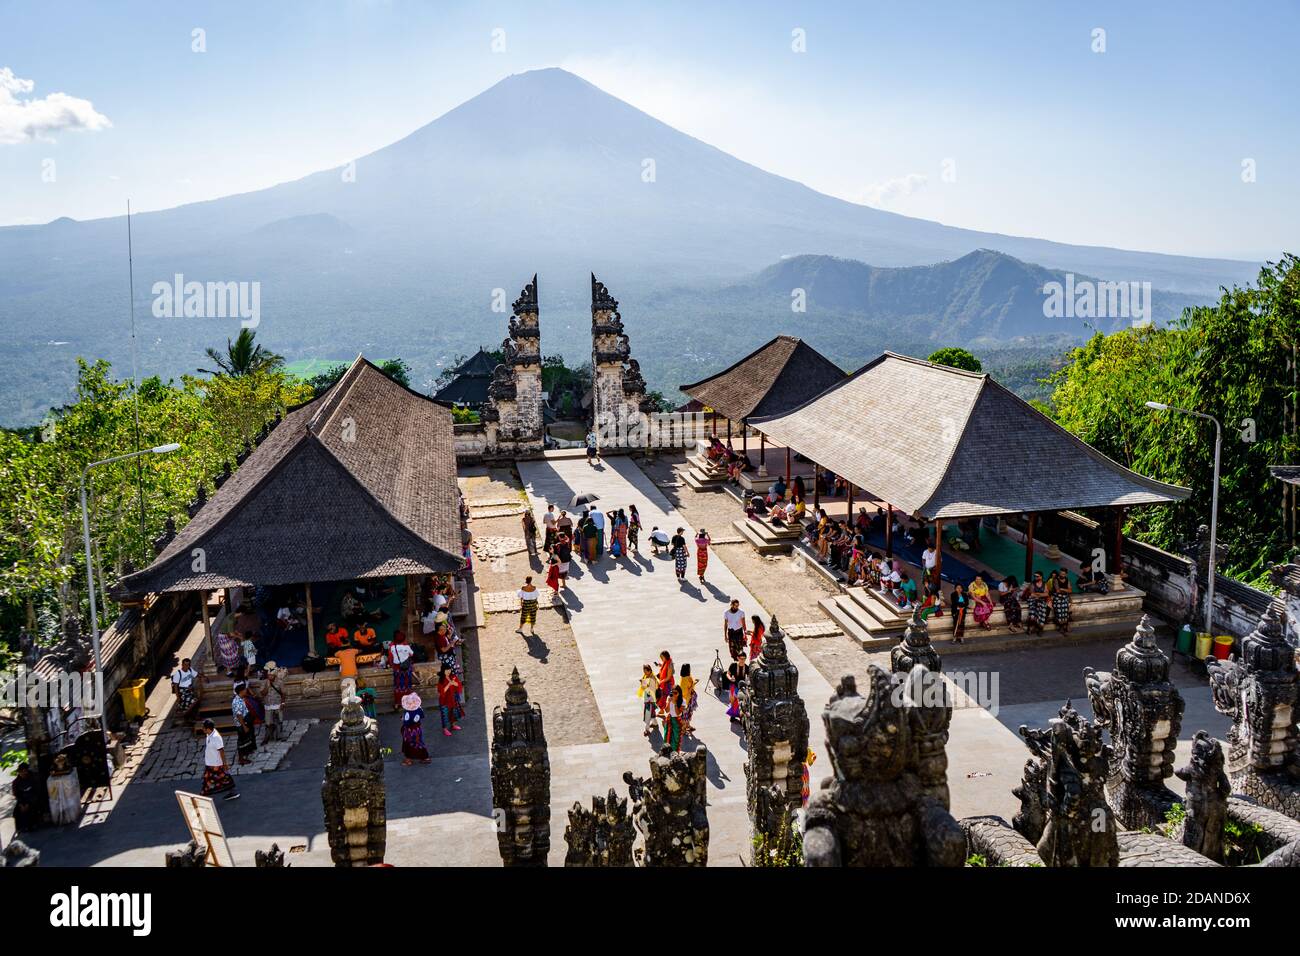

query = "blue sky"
[2,0,1296,260]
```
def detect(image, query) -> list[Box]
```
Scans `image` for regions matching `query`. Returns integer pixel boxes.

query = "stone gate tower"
[482,274,544,458]
[590,273,652,451]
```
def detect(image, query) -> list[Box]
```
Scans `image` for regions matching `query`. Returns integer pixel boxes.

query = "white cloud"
[858,172,928,207]
[0,67,111,144]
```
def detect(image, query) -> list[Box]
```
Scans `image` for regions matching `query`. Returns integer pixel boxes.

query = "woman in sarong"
[949,583,969,644]
[215,629,242,674]
[638,664,660,737]
[1023,572,1049,635]
[545,552,562,596]
[231,684,257,765]
[583,517,601,562]
[970,576,996,630]
[679,663,698,736]
[389,632,415,711]
[725,654,746,723]
[663,686,684,752]
[627,505,641,552]
[1049,569,1072,636]
[671,528,689,581]
[400,692,430,765]
[655,651,675,715]
[695,528,711,583]
[611,510,628,558]
[1000,576,1022,631]
[748,615,766,663]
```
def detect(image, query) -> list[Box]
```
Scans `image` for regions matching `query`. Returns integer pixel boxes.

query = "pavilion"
[747,351,1190,589]
[432,348,498,410]
[679,335,845,485]
[116,355,464,686]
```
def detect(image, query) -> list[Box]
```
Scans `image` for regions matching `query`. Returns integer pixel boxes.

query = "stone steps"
[731,517,802,555]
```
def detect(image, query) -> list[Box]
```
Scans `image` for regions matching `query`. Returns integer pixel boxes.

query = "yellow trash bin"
[1194,633,1214,660]
[117,678,149,720]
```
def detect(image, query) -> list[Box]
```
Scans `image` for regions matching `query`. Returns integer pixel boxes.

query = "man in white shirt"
[200,719,240,800]
[172,657,201,720]
[723,599,747,661]
[922,544,937,584]
[542,505,557,551]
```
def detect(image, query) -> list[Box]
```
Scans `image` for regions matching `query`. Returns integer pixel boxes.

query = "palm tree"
[199,328,284,377]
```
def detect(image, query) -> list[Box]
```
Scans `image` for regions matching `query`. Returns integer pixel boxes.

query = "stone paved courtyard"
[2,452,1232,866]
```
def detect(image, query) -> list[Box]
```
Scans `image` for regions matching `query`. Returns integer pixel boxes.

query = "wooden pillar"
[759,433,767,475]
[1024,513,1037,583]
[305,582,316,654]
[934,519,943,582]
[813,465,821,511]
[711,410,717,437]
[784,446,791,486]
[1113,506,1125,580]
[886,504,894,556]
[742,419,748,457]
[726,418,733,450]
[847,483,855,523]
[198,590,216,676]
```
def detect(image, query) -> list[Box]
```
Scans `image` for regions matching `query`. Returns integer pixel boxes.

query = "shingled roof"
[117,356,464,595]
[749,352,1190,520]
[1270,465,1300,486]
[679,335,846,422]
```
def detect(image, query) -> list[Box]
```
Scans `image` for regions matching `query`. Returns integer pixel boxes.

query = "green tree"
[198,328,285,377]
[927,347,983,372]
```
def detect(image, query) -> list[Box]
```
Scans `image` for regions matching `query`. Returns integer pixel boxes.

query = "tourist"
[586,428,599,464]
[746,492,766,520]
[695,527,711,583]
[11,763,41,830]
[582,511,602,562]
[679,663,698,736]
[554,533,572,588]
[556,509,573,540]
[335,642,360,688]
[1023,572,1050,635]
[359,687,379,720]
[545,550,562,596]
[400,692,431,764]
[747,614,766,662]
[522,508,538,556]
[518,575,540,637]
[922,541,938,584]
[918,576,944,619]
[215,628,242,676]
[353,622,378,649]
[590,506,607,555]
[896,572,917,609]
[1049,569,1073,636]
[655,651,675,714]
[649,526,671,556]
[388,631,415,711]
[1000,576,1023,631]
[437,664,464,736]
[670,527,689,582]
[261,662,285,744]
[240,632,259,676]
[433,621,462,685]
[200,720,240,801]
[638,664,660,737]
[1077,565,1110,595]
[949,583,969,644]
[610,508,628,559]
[542,504,557,552]
[802,748,817,807]
[726,652,747,723]
[723,598,746,661]
[172,657,201,723]
[231,682,258,765]
[663,685,684,752]
[970,576,995,630]
[628,505,642,552]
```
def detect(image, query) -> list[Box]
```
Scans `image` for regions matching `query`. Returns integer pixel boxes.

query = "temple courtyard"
[1,449,1231,867]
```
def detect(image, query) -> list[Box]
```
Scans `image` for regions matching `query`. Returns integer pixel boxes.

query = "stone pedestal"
[490,668,551,866]
[321,695,386,867]
[563,788,635,867]
[623,747,710,866]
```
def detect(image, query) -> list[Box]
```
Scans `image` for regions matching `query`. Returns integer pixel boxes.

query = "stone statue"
[490,668,551,866]
[255,843,288,868]
[622,746,709,866]
[741,616,809,851]
[164,841,207,867]
[891,606,942,675]
[1174,730,1230,863]
[803,668,964,867]
[321,695,386,866]
[1083,614,1184,828]
[1016,702,1118,867]
[563,788,635,867]
[1206,605,1300,818]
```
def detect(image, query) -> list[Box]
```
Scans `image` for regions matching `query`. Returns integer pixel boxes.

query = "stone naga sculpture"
[622,746,710,866]
[563,788,635,867]
[1083,614,1184,829]
[1174,730,1230,864]
[490,668,551,867]
[1207,605,1300,818]
[1016,702,1118,867]
[321,694,386,867]
[803,667,964,867]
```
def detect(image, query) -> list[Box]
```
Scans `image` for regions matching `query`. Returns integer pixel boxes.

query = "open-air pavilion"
[678,334,845,491]
[116,355,466,713]
[731,351,1191,644]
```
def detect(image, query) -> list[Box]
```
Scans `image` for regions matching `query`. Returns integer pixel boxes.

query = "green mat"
[943,524,1078,588]
[313,578,406,655]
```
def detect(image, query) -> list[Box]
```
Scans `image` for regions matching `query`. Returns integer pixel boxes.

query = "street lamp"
[1144,401,1222,636]
[79,443,180,715]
